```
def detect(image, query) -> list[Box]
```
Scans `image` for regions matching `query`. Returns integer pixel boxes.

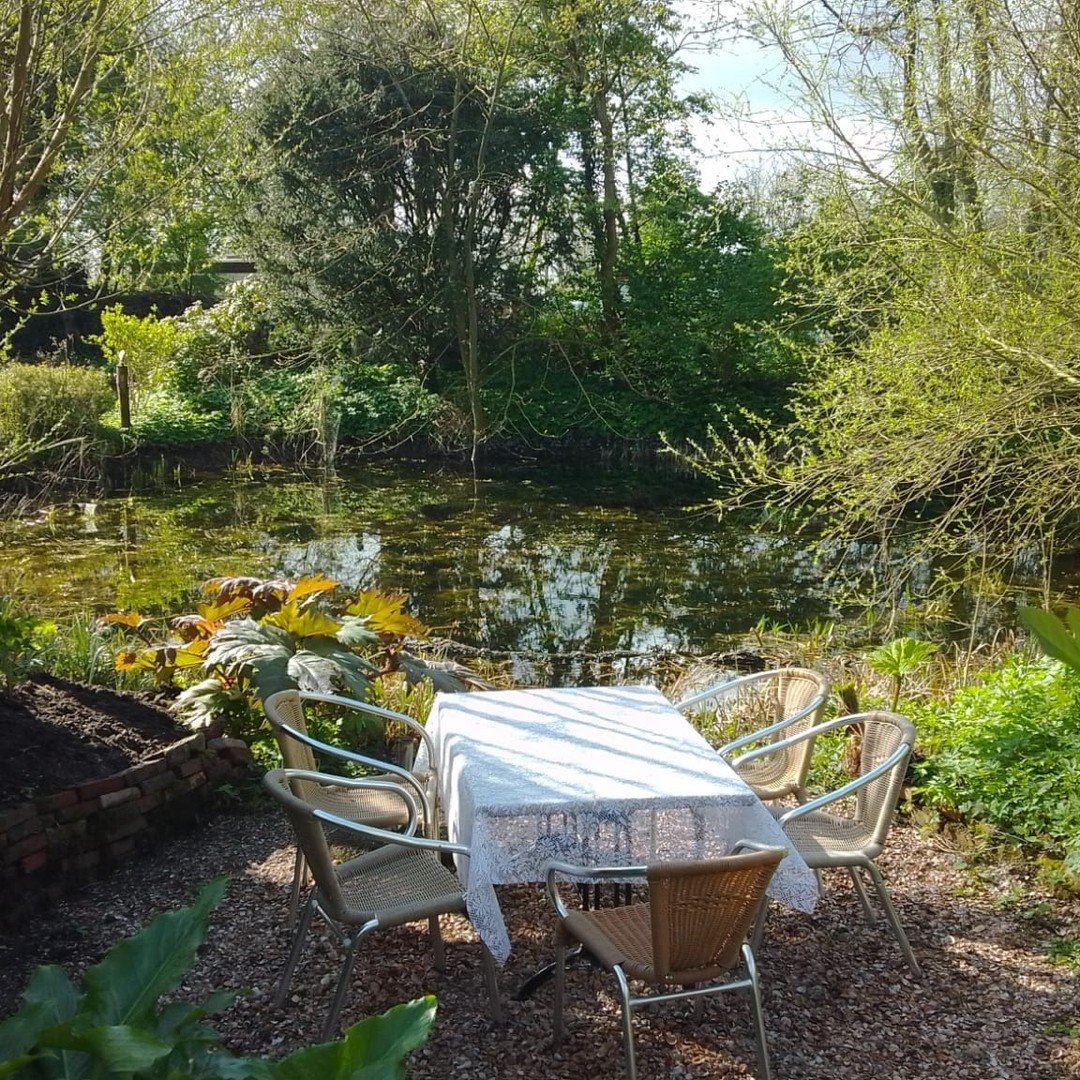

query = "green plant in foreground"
[0,597,56,692]
[1019,605,1080,670]
[867,636,938,710]
[912,656,1080,873]
[0,878,435,1078]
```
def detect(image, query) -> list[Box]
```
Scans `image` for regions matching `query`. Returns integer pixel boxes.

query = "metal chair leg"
[848,866,878,926]
[323,931,365,1040]
[865,862,922,978]
[614,966,637,1080]
[750,898,769,953]
[743,944,773,1080]
[552,944,567,1045]
[287,848,306,926]
[429,915,446,971]
[481,945,504,1025]
[275,890,314,1007]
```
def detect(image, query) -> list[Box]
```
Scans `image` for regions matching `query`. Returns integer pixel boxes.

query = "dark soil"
[1,675,186,808]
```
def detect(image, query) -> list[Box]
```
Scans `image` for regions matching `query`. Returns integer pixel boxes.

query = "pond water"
[0,459,1037,672]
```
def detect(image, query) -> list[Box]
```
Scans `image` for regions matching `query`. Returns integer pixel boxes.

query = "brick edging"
[0,721,252,923]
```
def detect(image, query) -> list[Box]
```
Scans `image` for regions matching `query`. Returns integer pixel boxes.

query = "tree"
[242,1,569,460]
[524,0,707,344]
[695,0,1080,574]
[617,160,795,430]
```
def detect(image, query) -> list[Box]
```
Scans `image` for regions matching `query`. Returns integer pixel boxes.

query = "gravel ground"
[1,802,1077,1079]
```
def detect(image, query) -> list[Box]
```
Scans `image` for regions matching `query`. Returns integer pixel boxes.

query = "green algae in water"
[0,461,839,660]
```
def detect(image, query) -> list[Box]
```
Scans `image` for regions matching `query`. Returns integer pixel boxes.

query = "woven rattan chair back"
[854,711,916,849]
[265,690,319,772]
[646,848,783,984]
[264,768,349,919]
[734,668,829,794]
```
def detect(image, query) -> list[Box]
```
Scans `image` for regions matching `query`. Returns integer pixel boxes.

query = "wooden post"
[116,356,131,429]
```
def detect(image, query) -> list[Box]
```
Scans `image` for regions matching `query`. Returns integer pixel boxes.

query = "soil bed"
[1,675,185,808]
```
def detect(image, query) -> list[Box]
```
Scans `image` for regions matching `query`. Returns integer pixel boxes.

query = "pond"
[0,458,1037,675]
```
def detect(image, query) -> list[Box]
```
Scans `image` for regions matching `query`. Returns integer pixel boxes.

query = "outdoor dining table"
[414,684,819,965]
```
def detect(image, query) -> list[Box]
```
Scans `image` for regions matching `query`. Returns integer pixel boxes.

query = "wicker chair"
[264,689,438,922]
[741,710,922,977]
[546,843,785,1080]
[675,667,830,803]
[264,767,502,1039]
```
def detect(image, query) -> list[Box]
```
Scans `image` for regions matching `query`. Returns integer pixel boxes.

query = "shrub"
[102,576,488,756]
[0,597,56,691]
[913,656,1080,869]
[0,363,113,444]
[0,878,436,1078]
[105,391,231,447]
[95,307,187,406]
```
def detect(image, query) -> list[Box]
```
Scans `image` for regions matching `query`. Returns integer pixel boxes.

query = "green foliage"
[0,878,436,1079]
[243,19,565,376]
[1018,606,1080,671]
[1047,936,1080,971]
[0,597,55,691]
[104,576,483,746]
[115,393,232,448]
[38,614,146,690]
[913,656,1080,871]
[0,364,113,445]
[616,163,800,430]
[96,308,187,405]
[868,637,939,710]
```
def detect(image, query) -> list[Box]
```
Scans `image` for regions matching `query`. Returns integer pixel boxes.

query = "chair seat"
[295,774,412,832]
[560,903,657,981]
[773,807,881,866]
[332,843,465,926]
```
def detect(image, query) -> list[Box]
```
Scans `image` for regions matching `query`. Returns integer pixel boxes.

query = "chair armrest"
[543,861,648,920]
[280,768,421,836]
[777,741,912,825]
[275,719,433,829]
[300,690,437,768]
[732,712,873,768]
[718,692,828,759]
[313,805,469,858]
[730,840,788,858]
[673,669,779,713]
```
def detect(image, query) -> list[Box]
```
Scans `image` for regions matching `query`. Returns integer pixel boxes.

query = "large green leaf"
[0,966,81,1059]
[303,636,375,696]
[263,602,343,641]
[82,878,226,1027]
[335,617,380,649]
[205,619,294,671]
[246,652,295,701]
[40,1025,172,1073]
[867,637,938,678]
[397,653,492,692]
[287,649,340,693]
[269,997,436,1080]
[1018,606,1080,671]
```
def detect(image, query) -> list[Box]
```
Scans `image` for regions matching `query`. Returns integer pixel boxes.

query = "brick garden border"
[0,724,252,923]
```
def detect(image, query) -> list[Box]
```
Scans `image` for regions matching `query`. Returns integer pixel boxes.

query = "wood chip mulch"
[1,802,1077,1079]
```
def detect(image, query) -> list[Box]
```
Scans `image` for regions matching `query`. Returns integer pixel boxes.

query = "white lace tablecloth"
[415,685,818,963]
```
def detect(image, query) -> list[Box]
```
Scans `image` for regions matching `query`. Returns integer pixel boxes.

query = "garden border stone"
[0,721,251,924]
